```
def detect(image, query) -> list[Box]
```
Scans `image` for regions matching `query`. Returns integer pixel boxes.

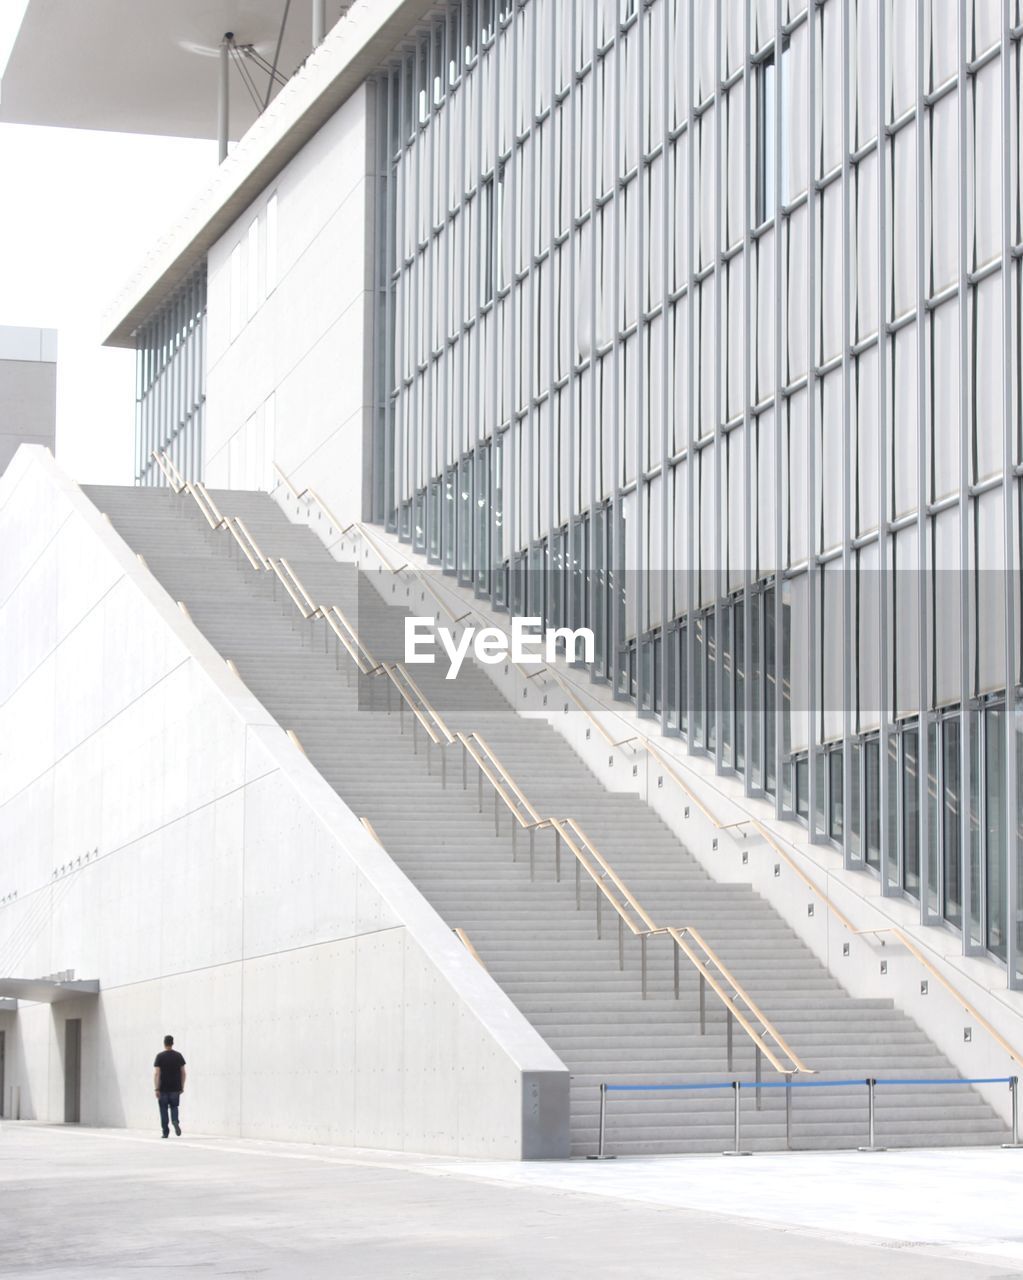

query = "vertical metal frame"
[957,0,981,952]
[133,262,207,486]
[1000,0,1021,986]
[772,0,785,815]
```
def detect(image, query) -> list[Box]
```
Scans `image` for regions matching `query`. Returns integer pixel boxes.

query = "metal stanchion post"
[785,1072,793,1149]
[529,827,535,880]
[641,934,647,999]
[755,1047,762,1111]
[1003,1076,1023,1148]
[587,1084,616,1160]
[858,1078,886,1151]
[723,1082,751,1156]
[726,1009,733,1072]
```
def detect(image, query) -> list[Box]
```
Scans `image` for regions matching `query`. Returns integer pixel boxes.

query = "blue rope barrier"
[871,1076,1014,1087]
[603,1075,1014,1094]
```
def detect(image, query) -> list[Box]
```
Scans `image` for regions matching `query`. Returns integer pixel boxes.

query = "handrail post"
[785,1072,793,1149]
[575,857,581,909]
[726,1008,733,1072]
[617,915,624,970]
[554,828,561,881]
[641,933,647,999]
[1003,1076,1023,1148]
[596,886,602,940]
[529,827,535,880]
[462,740,467,789]
[699,971,705,1029]
[858,1078,886,1152]
[723,1081,751,1156]
[755,1046,762,1111]
[587,1084,616,1160]
[674,941,680,1000]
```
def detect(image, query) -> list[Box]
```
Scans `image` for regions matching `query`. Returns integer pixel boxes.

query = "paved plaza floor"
[2,1124,1021,1278]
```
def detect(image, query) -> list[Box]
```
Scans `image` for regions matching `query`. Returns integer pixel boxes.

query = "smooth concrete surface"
[204,83,372,521]
[0,448,568,1155]
[2,1125,1019,1280]
[103,0,435,346]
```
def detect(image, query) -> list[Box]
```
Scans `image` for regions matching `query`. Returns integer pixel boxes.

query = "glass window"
[829,748,844,842]
[985,706,1007,959]
[865,735,881,870]
[942,715,963,927]
[903,725,921,898]
[754,51,777,226]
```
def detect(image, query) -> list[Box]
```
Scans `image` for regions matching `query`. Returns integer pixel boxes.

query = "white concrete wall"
[204,84,373,524]
[0,446,568,1156]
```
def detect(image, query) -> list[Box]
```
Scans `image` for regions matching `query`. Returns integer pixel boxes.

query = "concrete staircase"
[85,483,1010,1155]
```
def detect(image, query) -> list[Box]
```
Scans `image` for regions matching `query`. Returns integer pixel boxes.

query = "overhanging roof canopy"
[0,0,354,140]
[0,978,99,1004]
[101,0,433,348]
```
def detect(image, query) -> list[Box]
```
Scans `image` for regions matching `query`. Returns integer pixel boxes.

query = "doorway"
[64,1018,81,1124]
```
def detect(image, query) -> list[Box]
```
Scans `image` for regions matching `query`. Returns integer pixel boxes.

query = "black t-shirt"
[154,1049,186,1093]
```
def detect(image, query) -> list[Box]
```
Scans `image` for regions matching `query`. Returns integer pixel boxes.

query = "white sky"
[0,123,216,484]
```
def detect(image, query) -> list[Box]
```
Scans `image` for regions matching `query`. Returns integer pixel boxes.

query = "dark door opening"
[64,1018,81,1123]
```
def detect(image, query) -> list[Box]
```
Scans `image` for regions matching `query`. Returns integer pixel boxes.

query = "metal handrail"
[229,516,270,570]
[269,557,320,620]
[748,818,1023,1065]
[457,732,542,829]
[879,926,1023,1070]
[151,450,186,492]
[190,460,813,1073]
[453,927,488,970]
[187,481,226,530]
[385,663,455,745]
[454,736,808,1071]
[554,817,658,935]
[662,926,810,1076]
[324,606,379,676]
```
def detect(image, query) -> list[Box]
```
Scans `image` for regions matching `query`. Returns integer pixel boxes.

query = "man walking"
[153,1034,186,1138]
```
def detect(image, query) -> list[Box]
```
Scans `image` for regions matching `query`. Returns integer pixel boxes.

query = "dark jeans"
[158,1091,181,1135]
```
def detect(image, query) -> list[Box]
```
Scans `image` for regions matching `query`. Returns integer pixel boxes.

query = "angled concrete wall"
[0,446,568,1155]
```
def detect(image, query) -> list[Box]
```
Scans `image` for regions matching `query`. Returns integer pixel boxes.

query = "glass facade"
[134,263,207,486]
[373,0,1023,985]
